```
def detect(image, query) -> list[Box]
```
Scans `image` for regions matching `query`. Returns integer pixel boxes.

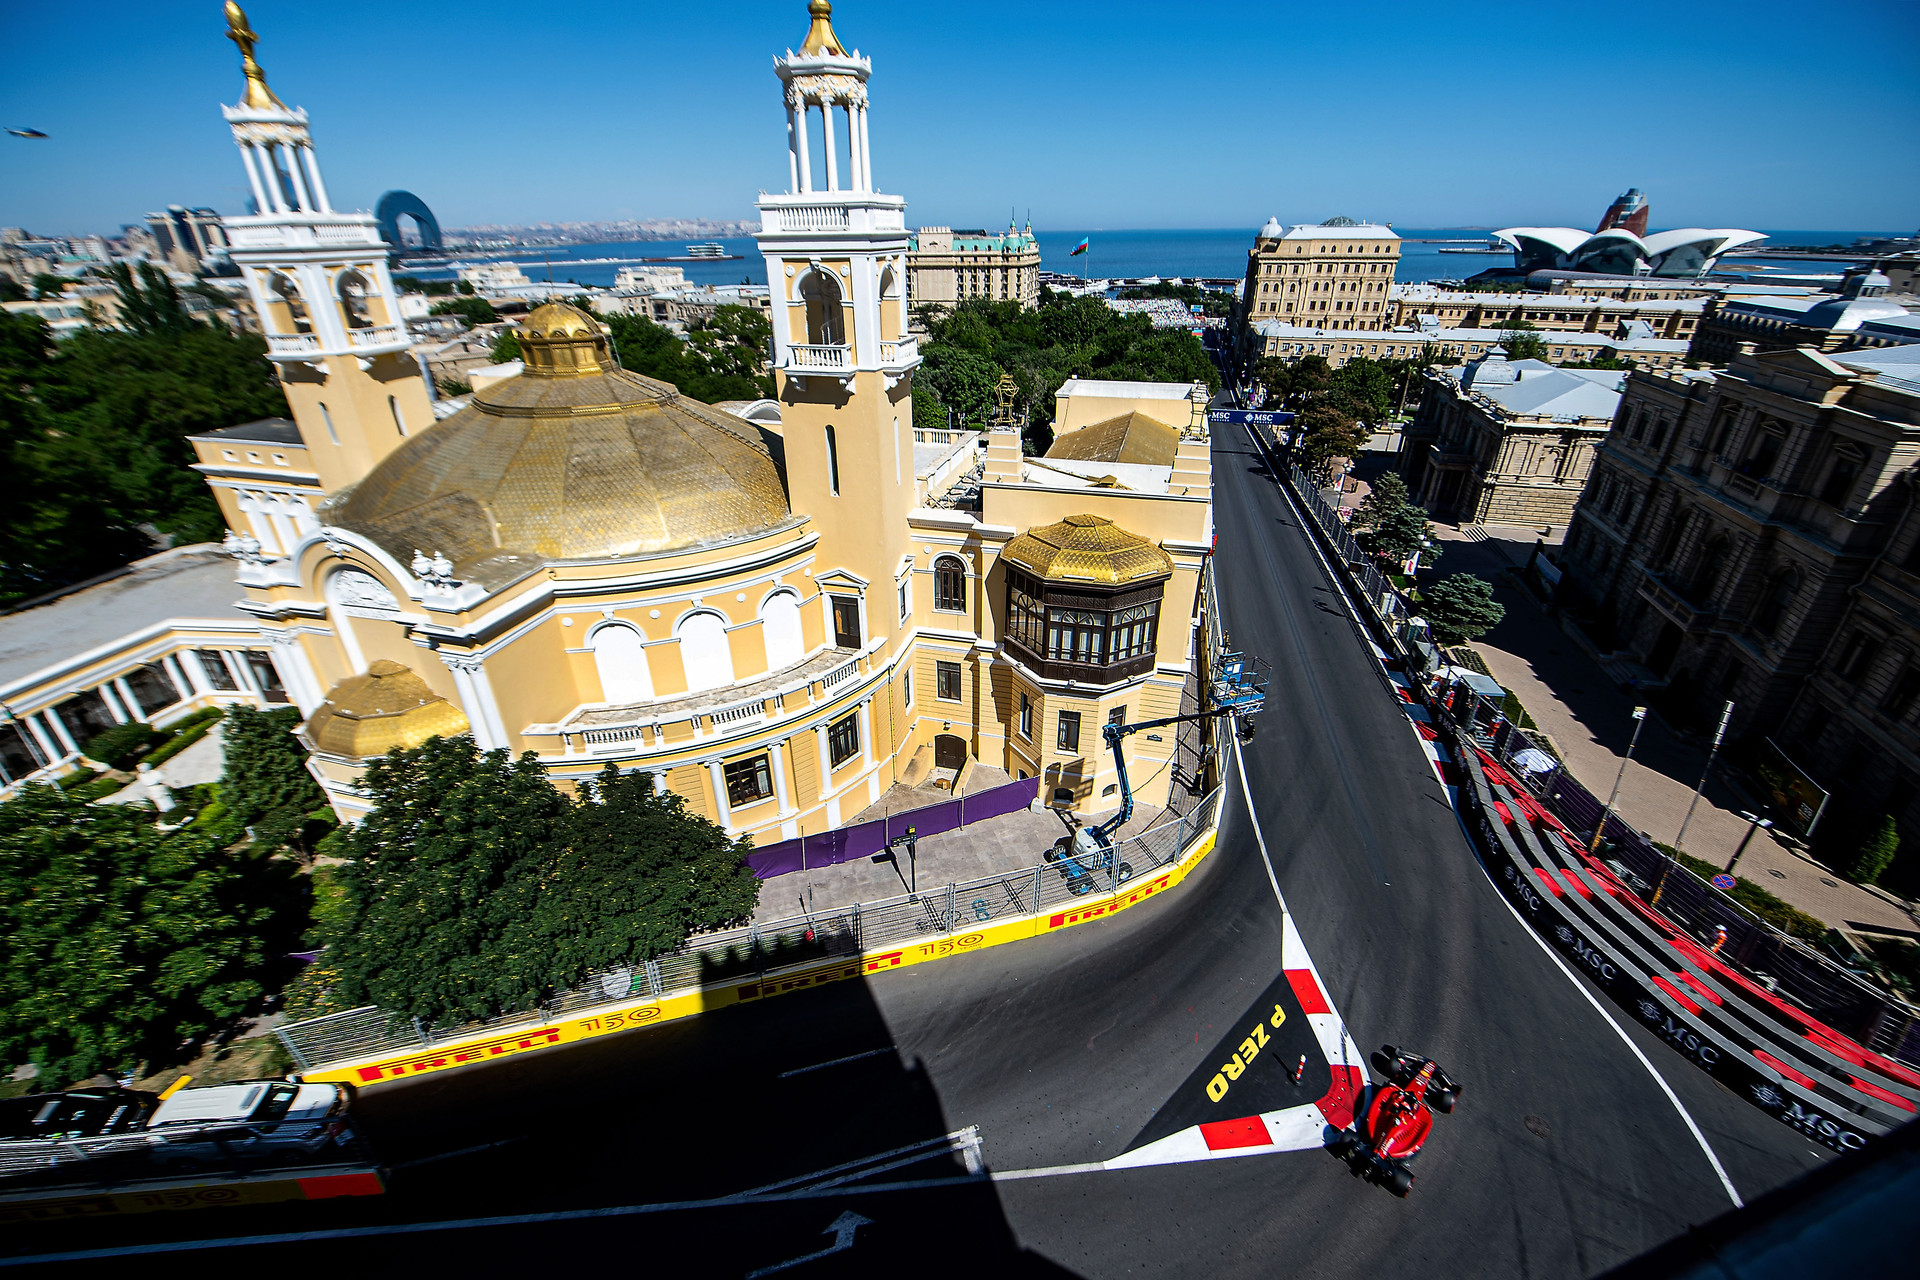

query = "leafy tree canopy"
[0,786,271,1081]
[209,705,331,857]
[0,268,286,607]
[1499,327,1548,362]
[1351,471,1409,531]
[1845,814,1900,886]
[1420,573,1506,645]
[322,739,758,1026]
[429,295,497,326]
[602,310,773,403]
[915,291,1217,454]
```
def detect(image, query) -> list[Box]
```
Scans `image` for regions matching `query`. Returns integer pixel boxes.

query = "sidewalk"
[1431,521,1920,938]
[751,679,1210,923]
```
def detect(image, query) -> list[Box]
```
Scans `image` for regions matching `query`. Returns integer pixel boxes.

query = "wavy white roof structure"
[1492,225,1765,277]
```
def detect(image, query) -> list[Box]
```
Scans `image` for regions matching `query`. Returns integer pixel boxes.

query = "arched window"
[336,269,373,329]
[590,623,653,704]
[389,394,406,438]
[1754,569,1799,637]
[761,589,804,671]
[824,424,840,495]
[677,611,734,693]
[934,556,967,612]
[271,273,311,334]
[800,269,844,346]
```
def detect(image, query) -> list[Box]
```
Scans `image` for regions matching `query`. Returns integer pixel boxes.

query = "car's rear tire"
[1117,861,1135,883]
[1388,1167,1415,1197]
[1432,1089,1457,1114]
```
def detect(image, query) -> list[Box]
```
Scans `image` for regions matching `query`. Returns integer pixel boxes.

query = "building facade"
[1237,218,1401,354]
[1385,285,1703,340]
[1400,349,1622,526]
[905,224,1041,319]
[1246,320,1688,372]
[1690,269,1913,364]
[1558,344,1920,851]
[118,3,1216,842]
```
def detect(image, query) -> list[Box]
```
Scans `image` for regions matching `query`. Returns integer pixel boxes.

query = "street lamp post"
[1589,706,1648,853]
[1725,811,1774,875]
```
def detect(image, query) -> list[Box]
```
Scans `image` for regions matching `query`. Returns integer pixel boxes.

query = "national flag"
[1069,238,1089,257]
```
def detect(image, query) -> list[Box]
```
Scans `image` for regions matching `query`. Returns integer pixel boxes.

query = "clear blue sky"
[3,0,1916,237]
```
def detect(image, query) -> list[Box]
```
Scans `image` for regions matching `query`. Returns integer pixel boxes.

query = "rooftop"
[1046,410,1180,467]
[1444,352,1624,421]
[1055,377,1199,402]
[1834,342,1920,394]
[187,417,302,446]
[0,546,248,691]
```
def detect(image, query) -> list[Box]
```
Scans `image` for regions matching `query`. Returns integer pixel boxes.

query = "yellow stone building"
[178,3,1215,839]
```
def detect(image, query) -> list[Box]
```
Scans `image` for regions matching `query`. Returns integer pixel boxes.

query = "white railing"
[266,332,321,356]
[314,222,379,245]
[822,657,860,690]
[348,323,408,349]
[779,204,851,232]
[789,343,852,372]
[879,337,919,366]
[583,725,647,747]
[710,702,767,729]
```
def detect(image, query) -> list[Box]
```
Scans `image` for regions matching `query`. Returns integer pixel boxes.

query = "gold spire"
[801,0,848,56]
[224,2,284,109]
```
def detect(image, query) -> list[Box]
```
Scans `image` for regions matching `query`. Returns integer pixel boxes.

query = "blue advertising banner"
[1208,409,1296,427]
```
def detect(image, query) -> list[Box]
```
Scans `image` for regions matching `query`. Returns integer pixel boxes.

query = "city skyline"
[0,0,1914,237]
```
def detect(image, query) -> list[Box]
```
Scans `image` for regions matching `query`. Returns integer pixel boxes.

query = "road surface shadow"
[2,971,1080,1277]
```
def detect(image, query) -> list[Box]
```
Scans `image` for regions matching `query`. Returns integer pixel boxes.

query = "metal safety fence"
[1245,419,1920,1068]
[276,788,1223,1074]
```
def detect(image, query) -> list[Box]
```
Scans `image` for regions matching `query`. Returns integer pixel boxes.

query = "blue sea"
[404,227,1897,292]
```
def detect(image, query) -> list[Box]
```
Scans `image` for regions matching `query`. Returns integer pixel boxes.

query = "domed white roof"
[1257,217,1284,240]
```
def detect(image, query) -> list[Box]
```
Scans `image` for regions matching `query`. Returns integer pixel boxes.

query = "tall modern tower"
[755,1,923,646]
[218,2,432,495]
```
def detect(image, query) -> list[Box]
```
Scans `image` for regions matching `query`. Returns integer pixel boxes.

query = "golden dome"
[801,1,848,55]
[303,660,471,760]
[1001,514,1174,587]
[518,302,612,376]
[323,333,793,586]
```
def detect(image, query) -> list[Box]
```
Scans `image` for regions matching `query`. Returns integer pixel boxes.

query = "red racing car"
[1330,1045,1462,1197]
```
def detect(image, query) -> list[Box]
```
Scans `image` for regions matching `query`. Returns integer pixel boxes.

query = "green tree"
[393,275,454,297]
[30,272,67,300]
[1361,501,1439,567]
[600,312,773,402]
[490,329,522,364]
[1498,323,1548,362]
[430,295,497,326]
[1351,471,1409,531]
[1281,355,1331,406]
[1329,357,1393,422]
[327,737,566,1025]
[1420,573,1506,644]
[1297,403,1368,478]
[1846,814,1900,886]
[214,705,330,856]
[912,381,948,432]
[456,279,476,296]
[0,277,26,303]
[533,765,759,988]
[0,785,271,1081]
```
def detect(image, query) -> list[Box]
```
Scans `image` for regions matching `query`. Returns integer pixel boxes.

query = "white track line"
[1452,806,1744,1208]
[1244,423,1743,1211]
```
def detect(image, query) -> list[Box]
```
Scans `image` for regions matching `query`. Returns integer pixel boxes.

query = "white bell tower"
[755,3,922,635]
[218,2,433,496]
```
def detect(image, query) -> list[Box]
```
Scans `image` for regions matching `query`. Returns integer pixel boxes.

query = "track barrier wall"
[1242,418,1920,1146]
[278,788,1223,1086]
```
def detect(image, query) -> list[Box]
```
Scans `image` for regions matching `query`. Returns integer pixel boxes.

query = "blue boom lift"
[1044,649,1268,894]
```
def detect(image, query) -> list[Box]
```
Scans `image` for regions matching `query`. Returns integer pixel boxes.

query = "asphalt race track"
[2,431,1829,1277]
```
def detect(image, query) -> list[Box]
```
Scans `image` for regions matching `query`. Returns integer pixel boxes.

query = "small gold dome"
[517,302,612,377]
[303,660,471,760]
[1001,514,1174,587]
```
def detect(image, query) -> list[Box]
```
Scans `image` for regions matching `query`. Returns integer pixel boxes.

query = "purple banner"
[745,776,1042,879]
